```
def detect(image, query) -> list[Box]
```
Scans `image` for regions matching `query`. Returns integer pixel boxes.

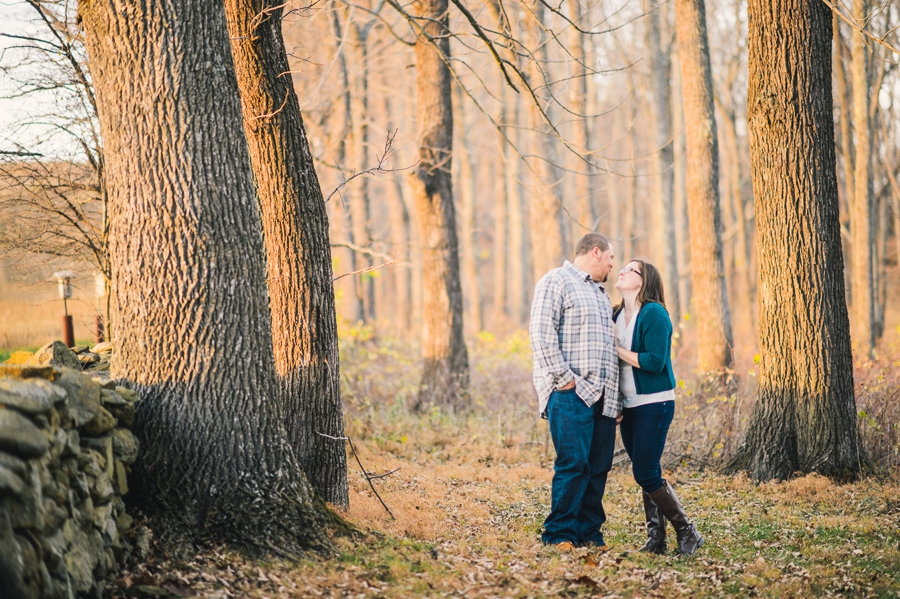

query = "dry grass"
[0,276,99,351]
[109,329,900,598]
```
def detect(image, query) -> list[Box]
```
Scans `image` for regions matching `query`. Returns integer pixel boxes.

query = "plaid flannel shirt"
[529,260,621,418]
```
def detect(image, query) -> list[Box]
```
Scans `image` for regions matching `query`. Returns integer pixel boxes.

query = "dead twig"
[324,129,415,204]
[332,249,404,282]
[318,432,398,520]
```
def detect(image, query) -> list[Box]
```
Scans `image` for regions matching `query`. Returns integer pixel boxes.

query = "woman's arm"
[617,345,641,368]
[634,308,671,373]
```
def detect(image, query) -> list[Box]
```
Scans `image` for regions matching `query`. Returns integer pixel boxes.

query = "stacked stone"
[0,342,139,599]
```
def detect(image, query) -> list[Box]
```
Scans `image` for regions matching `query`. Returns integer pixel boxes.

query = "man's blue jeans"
[543,388,617,546]
[619,400,675,493]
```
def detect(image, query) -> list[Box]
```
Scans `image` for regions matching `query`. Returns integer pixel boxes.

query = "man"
[529,233,620,550]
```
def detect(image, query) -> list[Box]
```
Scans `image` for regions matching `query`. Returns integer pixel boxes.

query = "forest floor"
[112,406,900,599]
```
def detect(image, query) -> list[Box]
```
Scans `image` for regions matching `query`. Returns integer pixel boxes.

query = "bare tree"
[850,0,876,355]
[0,0,111,329]
[79,0,335,552]
[224,0,348,506]
[409,0,469,408]
[644,0,681,317]
[674,0,734,374]
[453,84,484,335]
[727,0,860,481]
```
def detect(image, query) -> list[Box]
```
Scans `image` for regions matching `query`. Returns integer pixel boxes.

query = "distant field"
[0,275,101,350]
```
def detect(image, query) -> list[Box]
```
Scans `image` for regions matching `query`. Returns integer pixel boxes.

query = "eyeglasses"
[620,266,643,277]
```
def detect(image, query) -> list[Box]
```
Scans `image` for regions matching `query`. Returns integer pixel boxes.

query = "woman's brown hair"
[614,259,667,314]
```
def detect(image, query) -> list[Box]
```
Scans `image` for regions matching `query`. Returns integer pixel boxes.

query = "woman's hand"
[617,345,641,369]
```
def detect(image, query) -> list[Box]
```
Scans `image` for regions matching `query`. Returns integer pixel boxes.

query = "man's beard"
[600,270,609,283]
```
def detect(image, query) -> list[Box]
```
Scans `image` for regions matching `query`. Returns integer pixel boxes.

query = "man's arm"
[529,274,575,388]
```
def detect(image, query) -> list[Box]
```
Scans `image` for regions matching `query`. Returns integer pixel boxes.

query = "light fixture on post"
[54,270,76,348]
[94,272,106,344]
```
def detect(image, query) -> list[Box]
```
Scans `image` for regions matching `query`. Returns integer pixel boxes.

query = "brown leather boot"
[639,491,667,554]
[648,480,704,556]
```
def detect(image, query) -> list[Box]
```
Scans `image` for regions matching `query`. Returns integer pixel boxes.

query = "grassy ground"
[114,404,900,598]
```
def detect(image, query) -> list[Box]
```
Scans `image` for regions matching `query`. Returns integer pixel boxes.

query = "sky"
[0,1,69,156]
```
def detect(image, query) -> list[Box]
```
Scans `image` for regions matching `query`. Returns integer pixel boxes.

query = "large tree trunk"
[674,0,734,373]
[79,0,333,552]
[850,0,876,355]
[727,0,860,481]
[645,0,681,318]
[224,0,348,506]
[410,0,469,408]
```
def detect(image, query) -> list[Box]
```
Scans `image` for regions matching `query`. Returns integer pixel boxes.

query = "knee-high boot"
[639,491,667,554]
[648,480,703,556]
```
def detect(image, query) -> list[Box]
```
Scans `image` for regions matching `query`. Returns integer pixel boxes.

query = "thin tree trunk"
[834,15,855,215]
[386,176,412,332]
[718,101,754,334]
[79,0,334,552]
[568,0,594,235]
[527,1,567,281]
[381,92,412,333]
[349,21,375,323]
[401,175,424,328]
[506,92,527,328]
[410,0,469,408]
[492,95,509,330]
[453,84,483,334]
[850,0,875,355]
[330,7,364,325]
[674,0,734,372]
[645,0,681,318]
[225,0,347,506]
[671,52,691,321]
[727,0,860,481]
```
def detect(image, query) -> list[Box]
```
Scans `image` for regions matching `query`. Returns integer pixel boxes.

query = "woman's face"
[615,260,644,293]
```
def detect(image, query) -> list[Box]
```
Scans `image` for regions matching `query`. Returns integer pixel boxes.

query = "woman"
[613,259,703,556]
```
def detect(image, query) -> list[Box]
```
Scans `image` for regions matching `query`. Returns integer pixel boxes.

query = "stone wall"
[1,342,139,599]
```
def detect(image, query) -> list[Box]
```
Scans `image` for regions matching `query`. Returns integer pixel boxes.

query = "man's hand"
[616,413,623,424]
[558,380,576,390]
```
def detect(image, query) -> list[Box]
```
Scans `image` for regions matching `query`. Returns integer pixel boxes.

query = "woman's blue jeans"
[619,400,675,494]
[543,388,617,546]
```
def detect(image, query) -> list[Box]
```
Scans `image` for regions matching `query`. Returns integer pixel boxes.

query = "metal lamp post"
[53,271,76,347]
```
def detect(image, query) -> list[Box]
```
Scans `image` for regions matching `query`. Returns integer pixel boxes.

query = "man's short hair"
[574,233,610,256]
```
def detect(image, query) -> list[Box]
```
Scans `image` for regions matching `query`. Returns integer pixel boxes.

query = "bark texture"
[674,0,734,373]
[224,0,348,506]
[79,0,333,552]
[727,0,860,481]
[410,0,469,408]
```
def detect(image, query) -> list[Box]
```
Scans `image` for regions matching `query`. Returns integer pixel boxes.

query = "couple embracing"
[529,233,703,556]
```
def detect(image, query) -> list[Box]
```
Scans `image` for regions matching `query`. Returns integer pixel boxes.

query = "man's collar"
[564,260,592,282]
[564,260,607,292]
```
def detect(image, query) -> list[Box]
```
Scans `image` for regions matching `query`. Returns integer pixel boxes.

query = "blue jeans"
[543,388,617,546]
[619,400,675,494]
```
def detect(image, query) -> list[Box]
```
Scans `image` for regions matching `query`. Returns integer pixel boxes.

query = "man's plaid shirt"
[529,260,621,418]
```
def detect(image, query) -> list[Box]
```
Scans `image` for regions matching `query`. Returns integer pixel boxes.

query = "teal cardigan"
[612,302,676,395]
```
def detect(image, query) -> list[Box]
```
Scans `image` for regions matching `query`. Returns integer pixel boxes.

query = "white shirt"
[616,305,675,409]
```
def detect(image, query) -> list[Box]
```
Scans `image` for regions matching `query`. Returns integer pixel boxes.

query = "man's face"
[592,243,615,282]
